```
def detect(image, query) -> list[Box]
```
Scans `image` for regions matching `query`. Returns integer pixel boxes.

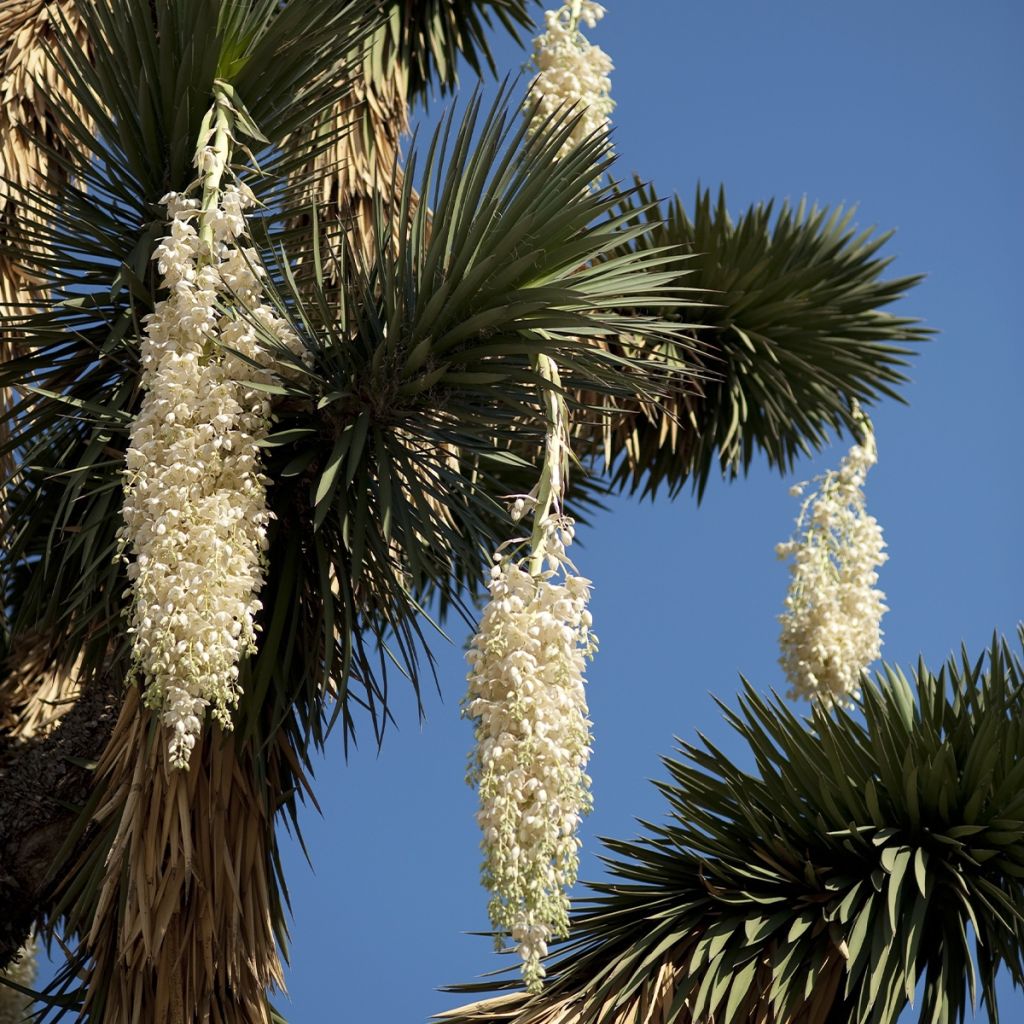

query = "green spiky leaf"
[443,633,1024,1024]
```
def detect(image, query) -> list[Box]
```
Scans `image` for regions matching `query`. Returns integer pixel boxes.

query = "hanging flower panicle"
[776,413,888,707]
[526,1,614,158]
[464,512,596,993]
[463,350,597,992]
[119,111,299,768]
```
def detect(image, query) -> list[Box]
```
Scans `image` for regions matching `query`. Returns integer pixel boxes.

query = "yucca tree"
[442,635,1024,1024]
[0,1,928,1020]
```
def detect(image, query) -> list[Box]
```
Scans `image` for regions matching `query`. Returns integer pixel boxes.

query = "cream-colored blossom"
[464,516,596,992]
[776,423,888,707]
[526,1,614,158]
[120,186,296,767]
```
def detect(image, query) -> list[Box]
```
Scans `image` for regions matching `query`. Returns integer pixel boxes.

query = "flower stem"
[529,353,568,575]
[198,83,235,260]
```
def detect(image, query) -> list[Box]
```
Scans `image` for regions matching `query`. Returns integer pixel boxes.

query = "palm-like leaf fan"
[242,83,698,749]
[578,186,931,501]
[443,635,1024,1024]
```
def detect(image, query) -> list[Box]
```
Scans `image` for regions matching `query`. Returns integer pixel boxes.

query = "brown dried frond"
[0,5,94,745]
[0,934,36,1024]
[0,633,83,738]
[81,689,286,1024]
[298,50,410,276]
[0,0,93,460]
[396,428,462,526]
[437,946,695,1024]
[0,0,91,236]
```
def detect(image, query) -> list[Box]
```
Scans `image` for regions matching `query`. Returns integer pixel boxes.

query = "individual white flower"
[195,144,225,180]
[509,495,532,522]
[463,516,596,992]
[120,183,297,768]
[776,421,888,707]
[526,1,614,159]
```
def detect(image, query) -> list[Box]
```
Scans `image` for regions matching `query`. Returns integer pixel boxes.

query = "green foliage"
[0,4,942,1018]
[244,86,696,749]
[0,6,693,1009]
[595,185,931,500]
[447,634,1024,1024]
[0,5,388,1016]
[365,0,537,99]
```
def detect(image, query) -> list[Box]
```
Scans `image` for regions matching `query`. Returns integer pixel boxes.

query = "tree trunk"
[0,665,120,969]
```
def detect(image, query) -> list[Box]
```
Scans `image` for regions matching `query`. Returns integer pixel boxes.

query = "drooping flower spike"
[463,361,596,990]
[776,407,889,707]
[464,513,596,992]
[463,6,616,988]
[119,90,300,767]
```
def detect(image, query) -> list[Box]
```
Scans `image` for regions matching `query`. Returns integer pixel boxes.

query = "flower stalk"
[196,82,234,258]
[119,94,298,767]
[464,351,595,992]
[528,353,569,575]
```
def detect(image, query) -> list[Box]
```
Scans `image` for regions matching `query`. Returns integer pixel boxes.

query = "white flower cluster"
[120,185,297,768]
[776,427,888,707]
[527,1,614,158]
[464,517,596,992]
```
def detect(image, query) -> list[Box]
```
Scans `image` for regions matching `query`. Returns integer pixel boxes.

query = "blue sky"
[273,0,1024,1020]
